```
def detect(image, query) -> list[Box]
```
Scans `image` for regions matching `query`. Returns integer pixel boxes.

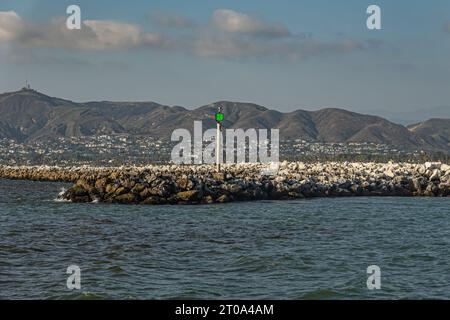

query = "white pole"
[216,122,221,172]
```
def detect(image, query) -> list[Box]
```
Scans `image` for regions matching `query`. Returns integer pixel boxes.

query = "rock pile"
[1,162,449,204]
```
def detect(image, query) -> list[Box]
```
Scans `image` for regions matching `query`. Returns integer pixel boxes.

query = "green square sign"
[215,113,224,122]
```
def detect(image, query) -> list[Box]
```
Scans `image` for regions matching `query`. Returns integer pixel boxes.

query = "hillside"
[0,88,448,152]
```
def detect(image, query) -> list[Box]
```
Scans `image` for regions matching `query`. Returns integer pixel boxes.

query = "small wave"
[300,288,340,299]
[58,187,67,197]
[108,265,125,273]
[53,187,71,202]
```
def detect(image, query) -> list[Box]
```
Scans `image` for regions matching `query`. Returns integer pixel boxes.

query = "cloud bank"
[0,9,376,61]
[0,11,169,51]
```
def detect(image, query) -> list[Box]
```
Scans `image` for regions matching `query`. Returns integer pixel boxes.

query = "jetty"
[0,161,449,204]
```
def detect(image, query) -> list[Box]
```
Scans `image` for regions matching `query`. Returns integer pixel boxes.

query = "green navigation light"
[215,113,224,122]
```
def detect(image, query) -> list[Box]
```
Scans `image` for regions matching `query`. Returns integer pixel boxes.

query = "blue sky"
[1,0,450,121]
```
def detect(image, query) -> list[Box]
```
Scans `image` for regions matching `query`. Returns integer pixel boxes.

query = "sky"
[0,0,450,121]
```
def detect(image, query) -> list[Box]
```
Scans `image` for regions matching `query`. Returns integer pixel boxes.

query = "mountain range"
[0,88,448,153]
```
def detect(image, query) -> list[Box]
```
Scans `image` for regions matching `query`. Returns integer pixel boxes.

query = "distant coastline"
[1,89,449,157]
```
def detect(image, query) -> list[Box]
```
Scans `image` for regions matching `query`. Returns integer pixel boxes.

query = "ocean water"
[0,179,449,300]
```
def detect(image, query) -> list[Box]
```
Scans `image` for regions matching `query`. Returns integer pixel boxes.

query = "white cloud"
[0,11,24,42]
[0,11,168,51]
[81,20,166,50]
[212,9,290,38]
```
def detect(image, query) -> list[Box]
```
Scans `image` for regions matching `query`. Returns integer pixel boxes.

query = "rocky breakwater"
[0,165,111,182]
[56,161,449,204]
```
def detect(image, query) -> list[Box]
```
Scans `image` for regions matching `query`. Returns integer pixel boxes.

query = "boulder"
[216,194,230,203]
[430,169,441,181]
[140,196,161,205]
[114,193,136,203]
[383,170,395,178]
[176,190,200,202]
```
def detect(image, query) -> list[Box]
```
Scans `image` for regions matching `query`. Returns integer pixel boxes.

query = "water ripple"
[0,179,449,299]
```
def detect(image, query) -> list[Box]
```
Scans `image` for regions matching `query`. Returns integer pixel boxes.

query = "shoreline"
[1,162,449,204]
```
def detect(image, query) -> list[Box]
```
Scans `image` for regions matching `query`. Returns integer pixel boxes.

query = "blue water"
[0,179,449,299]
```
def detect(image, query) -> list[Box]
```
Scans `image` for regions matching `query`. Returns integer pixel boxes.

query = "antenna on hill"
[22,80,31,91]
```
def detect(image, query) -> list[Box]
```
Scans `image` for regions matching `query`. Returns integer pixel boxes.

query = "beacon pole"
[215,106,224,172]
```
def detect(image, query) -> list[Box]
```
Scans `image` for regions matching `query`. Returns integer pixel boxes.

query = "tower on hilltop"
[22,80,31,91]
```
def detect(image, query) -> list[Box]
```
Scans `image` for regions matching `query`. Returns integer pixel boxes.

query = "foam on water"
[53,187,70,202]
